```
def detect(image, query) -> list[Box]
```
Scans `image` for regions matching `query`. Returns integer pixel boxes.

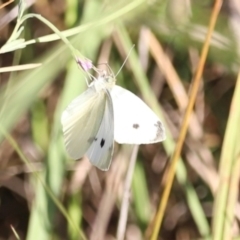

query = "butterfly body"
[61,74,165,171]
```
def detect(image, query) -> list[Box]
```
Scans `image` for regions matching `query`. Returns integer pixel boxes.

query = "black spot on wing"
[100,138,105,148]
[132,123,140,129]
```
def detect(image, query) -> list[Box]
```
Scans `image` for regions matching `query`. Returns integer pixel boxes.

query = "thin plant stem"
[117,145,139,240]
[18,13,83,59]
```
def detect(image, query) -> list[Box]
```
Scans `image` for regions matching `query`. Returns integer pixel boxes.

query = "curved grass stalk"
[0,126,86,240]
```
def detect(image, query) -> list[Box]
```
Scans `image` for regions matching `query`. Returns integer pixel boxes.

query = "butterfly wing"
[61,86,106,160]
[87,90,114,171]
[110,85,166,144]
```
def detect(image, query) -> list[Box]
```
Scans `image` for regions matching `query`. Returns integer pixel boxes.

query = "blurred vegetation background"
[0,0,240,239]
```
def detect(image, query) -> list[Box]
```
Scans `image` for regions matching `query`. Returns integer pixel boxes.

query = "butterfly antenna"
[115,45,135,77]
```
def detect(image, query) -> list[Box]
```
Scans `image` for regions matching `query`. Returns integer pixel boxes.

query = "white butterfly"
[61,72,166,171]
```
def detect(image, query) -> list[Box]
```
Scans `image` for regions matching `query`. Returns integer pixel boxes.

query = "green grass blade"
[212,72,240,240]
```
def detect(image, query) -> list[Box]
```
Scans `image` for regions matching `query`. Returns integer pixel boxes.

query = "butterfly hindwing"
[110,85,166,144]
[87,90,114,171]
[61,86,106,160]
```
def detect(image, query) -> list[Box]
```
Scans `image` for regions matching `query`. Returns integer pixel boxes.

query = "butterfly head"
[99,70,116,89]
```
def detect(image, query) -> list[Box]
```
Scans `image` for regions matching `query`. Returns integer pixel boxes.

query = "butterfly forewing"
[87,91,114,171]
[111,85,166,144]
[61,86,106,160]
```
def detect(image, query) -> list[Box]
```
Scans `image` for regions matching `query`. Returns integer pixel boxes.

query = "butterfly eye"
[106,76,112,83]
[101,74,111,83]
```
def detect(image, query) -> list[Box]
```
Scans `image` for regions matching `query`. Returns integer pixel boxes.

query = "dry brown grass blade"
[0,0,14,9]
[147,27,218,197]
[147,29,202,140]
[150,0,223,239]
